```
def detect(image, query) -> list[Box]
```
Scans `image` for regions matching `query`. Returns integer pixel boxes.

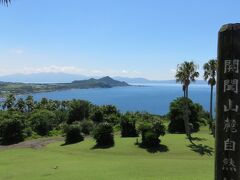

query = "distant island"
[0,76,129,96]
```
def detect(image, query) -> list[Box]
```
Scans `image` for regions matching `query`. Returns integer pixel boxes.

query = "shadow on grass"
[189,137,207,142]
[137,143,169,153]
[187,143,213,156]
[91,144,114,149]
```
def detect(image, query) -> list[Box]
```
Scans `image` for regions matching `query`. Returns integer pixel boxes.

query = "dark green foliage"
[104,114,120,125]
[15,98,26,113]
[0,113,25,145]
[143,131,160,147]
[90,107,104,123]
[93,122,114,147]
[168,97,205,133]
[80,120,94,135]
[138,120,165,148]
[29,110,57,136]
[26,95,35,112]
[67,100,90,124]
[65,124,84,144]
[55,110,68,124]
[101,105,119,116]
[2,94,16,110]
[120,115,138,137]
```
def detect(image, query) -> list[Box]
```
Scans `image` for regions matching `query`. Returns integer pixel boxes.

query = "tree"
[15,98,26,113]
[175,61,199,140]
[0,0,10,5]
[175,61,199,98]
[65,124,84,144]
[168,97,206,134]
[0,113,25,145]
[26,96,35,112]
[93,122,114,147]
[80,120,94,135]
[29,110,57,136]
[203,59,217,121]
[120,115,138,137]
[138,120,165,148]
[90,107,104,123]
[67,100,90,124]
[3,94,16,110]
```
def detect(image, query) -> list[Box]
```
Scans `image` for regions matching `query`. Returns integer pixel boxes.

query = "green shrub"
[65,124,84,144]
[168,97,205,133]
[49,129,63,137]
[90,108,104,123]
[120,115,138,137]
[143,131,160,147]
[0,116,25,145]
[67,100,90,124]
[104,114,120,125]
[138,120,165,148]
[29,110,57,136]
[93,122,114,147]
[23,127,33,138]
[80,120,94,135]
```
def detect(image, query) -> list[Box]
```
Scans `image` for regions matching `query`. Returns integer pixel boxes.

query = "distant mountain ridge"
[0,76,129,96]
[0,73,207,84]
[114,77,207,84]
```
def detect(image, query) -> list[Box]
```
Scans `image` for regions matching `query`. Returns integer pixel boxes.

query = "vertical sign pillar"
[215,23,240,180]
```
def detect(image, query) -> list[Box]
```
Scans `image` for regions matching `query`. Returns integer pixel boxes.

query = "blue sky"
[0,0,239,80]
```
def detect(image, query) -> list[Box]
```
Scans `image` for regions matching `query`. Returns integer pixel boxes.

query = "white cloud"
[22,65,85,74]
[0,65,142,78]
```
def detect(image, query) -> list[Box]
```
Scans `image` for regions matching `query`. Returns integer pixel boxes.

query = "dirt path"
[0,137,64,150]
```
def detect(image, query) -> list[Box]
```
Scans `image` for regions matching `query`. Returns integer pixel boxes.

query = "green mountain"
[0,76,129,96]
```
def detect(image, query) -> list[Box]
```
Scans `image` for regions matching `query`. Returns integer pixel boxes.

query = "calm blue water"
[20,84,216,115]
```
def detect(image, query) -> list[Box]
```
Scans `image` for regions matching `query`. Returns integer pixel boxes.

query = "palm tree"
[175,61,199,141]
[26,95,35,112]
[15,98,26,113]
[3,94,16,110]
[203,59,217,121]
[0,0,11,5]
[176,61,199,98]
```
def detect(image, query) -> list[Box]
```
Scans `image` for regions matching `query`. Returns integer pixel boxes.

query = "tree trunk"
[210,85,213,120]
[183,85,186,98]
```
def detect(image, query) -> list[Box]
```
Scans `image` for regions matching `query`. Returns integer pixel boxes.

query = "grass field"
[0,127,214,180]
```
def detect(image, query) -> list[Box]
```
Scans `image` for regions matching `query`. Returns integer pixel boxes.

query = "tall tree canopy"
[0,0,11,5]
[175,61,199,98]
[203,59,217,121]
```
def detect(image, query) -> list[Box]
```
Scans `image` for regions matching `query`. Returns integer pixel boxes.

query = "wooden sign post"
[215,23,240,180]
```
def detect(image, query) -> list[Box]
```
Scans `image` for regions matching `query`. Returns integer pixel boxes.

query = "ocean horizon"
[19,83,216,116]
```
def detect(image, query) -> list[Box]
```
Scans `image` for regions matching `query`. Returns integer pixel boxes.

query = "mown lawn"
[0,128,214,180]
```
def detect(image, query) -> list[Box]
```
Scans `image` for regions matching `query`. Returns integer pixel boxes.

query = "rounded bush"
[168,97,203,133]
[29,110,57,136]
[93,122,114,147]
[0,117,25,145]
[80,120,94,135]
[120,116,138,137]
[65,124,84,144]
[143,131,160,147]
[138,120,165,148]
[67,100,90,124]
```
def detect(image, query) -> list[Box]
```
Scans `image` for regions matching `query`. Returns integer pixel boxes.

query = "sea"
[20,83,216,116]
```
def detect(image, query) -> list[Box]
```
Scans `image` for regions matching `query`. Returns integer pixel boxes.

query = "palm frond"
[0,0,11,5]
